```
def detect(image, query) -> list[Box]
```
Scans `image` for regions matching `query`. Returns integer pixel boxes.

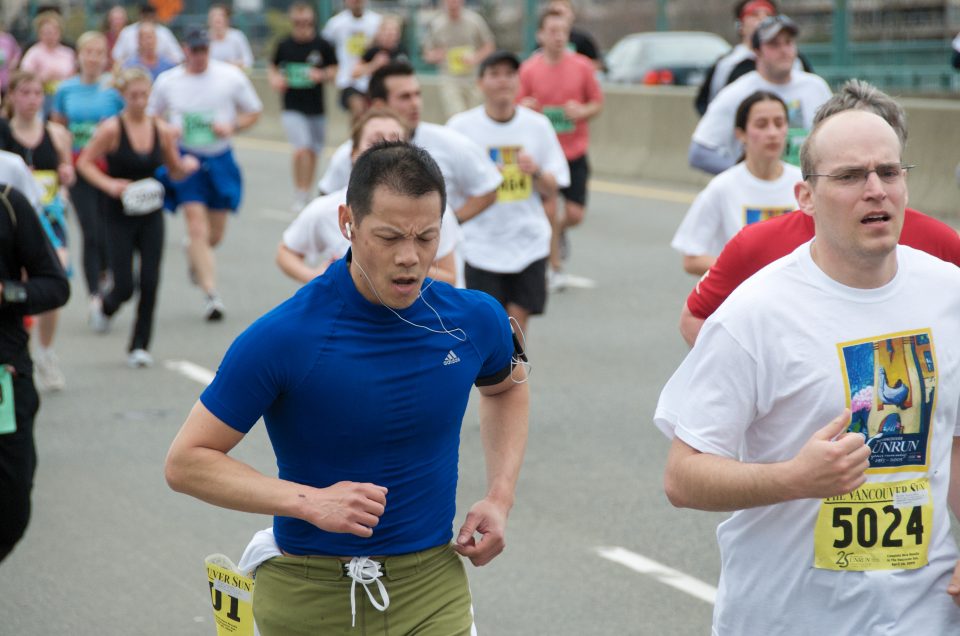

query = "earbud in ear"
[345,222,352,240]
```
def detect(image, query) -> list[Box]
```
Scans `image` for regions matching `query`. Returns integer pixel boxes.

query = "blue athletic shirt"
[52,76,124,152]
[200,253,514,556]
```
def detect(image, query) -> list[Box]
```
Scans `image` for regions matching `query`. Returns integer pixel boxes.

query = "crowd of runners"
[3,0,960,634]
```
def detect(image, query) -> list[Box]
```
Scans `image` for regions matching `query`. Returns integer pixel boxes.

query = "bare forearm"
[478,383,529,509]
[455,191,497,223]
[579,101,603,121]
[534,171,557,199]
[235,111,260,133]
[950,438,960,521]
[682,254,715,276]
[679,302,705,348]
[276,244,322,283]
[664,438,797,512]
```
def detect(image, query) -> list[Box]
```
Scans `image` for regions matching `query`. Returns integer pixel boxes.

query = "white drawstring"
[345,557,390,628]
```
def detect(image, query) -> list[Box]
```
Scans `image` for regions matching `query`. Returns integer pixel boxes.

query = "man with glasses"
[148,28,262,321]
[689,14,831,174]
[269,2,337,212]
[679,80,960,347]
[656,109,960,632]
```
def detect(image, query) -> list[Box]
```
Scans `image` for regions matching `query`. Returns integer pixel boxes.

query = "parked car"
[604,31,731,86]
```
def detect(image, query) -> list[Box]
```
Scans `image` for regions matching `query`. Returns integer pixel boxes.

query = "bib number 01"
[813,477,932,571]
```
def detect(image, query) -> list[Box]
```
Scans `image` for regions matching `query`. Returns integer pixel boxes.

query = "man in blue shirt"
[165,141,529,635]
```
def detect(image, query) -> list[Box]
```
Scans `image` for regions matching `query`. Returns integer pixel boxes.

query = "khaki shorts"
[253,543,475,635]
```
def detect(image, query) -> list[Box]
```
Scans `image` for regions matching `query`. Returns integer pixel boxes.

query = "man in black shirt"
[268,1,338,212]
[0,184,69,563]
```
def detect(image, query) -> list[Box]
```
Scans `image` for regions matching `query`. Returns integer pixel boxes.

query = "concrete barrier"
[246,71,959,222]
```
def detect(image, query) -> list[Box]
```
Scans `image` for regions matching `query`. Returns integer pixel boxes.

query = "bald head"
[800,110,902,180]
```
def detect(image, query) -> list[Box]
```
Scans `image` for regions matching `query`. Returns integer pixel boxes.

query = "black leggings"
[0,371,39,563]
[102,209,165,352]
[69,175,110,296]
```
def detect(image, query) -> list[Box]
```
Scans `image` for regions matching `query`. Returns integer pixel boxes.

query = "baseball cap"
[478,50,521,77]
[184,28,210,49]
[751,14,798,49]
[739,0,776,21]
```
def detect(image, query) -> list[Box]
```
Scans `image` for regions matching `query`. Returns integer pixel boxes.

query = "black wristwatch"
[2,283,27,304]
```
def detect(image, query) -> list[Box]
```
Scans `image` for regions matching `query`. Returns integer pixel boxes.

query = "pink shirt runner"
[518,50,603,160]
[20,44,76,93]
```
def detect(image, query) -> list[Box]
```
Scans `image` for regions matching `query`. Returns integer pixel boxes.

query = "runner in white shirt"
[689,14,830,174]
[207,4,254,70]
[111,5,184,66]
[278,108,459,286]
[447,51,569,335]
[658,110,960,635]
[673,91,801,275]
[321,0,381,119]
[318,61,501,223]
[148,28,262,321]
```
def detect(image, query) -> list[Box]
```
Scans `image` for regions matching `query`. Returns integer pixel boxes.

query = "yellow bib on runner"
[32,170,59,206]
[813,477,931,571]
[205,554,255,636]
[446,46,474,75]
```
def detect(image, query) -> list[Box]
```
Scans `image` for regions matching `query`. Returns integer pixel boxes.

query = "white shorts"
[281,111,325,153]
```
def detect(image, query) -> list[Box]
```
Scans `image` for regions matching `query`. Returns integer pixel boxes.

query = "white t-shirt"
[317,122,503,211]
[693,70,832,165]
[708,44,807,100]
[0,151,44,212]
[655,243,960,635]
[112,22,185,64]
[321,9,381,91]
[446,106,570,273]
[209,29,254,69]
[147,60,262,155]
[670,161,802,257]
[282,186,460,269]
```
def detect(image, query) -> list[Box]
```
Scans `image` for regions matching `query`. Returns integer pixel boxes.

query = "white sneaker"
[548,269,568,293]
[89,296,110,333]
[127,349,154,368]
[203,295,225,322]
[34,349,65,391]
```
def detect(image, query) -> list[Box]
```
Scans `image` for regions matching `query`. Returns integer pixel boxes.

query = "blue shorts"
[158,147,243,213]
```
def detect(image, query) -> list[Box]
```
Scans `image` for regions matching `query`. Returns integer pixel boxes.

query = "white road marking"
[595,546,717,604]
[164,359,216,386]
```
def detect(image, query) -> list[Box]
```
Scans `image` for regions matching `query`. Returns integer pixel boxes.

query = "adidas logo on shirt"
[443,350,461,366]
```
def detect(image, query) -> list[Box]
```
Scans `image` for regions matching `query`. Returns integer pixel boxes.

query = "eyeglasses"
[803,164,915,186]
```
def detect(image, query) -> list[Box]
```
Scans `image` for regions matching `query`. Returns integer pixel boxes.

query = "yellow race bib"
[32,170,59,206]
[446,46,474,75]
[813,477,932,571]
[489,146,532,203]
[205,554,255,636]
[346,32,367,58]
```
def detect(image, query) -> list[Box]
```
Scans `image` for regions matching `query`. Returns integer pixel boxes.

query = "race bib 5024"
[813,477,931,571]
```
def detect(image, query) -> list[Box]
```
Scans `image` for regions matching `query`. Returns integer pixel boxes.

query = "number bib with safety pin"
[346,32,367,58]
[813,477,932,571]
[543,106,574,134]
[490,146,532,203]
[205,554,255,636]
[121,178,165,215]
[285,62,315,89]
[32,170,59,206]
[183,111,217,147]
[69,121,97,150]
[446,46,474,75]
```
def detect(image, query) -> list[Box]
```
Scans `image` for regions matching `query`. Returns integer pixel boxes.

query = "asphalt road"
[1,137,729,635]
